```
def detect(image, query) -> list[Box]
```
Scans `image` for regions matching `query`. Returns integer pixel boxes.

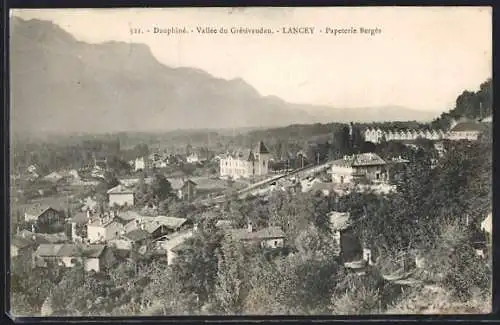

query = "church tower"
[254,140,270,176]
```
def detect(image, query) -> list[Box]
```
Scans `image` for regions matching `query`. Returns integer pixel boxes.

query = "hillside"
[10,17,438,135]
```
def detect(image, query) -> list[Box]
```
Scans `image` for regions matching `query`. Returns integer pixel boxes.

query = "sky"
[11,7,492,113]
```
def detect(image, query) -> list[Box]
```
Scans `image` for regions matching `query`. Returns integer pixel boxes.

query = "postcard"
[9,7,492,317]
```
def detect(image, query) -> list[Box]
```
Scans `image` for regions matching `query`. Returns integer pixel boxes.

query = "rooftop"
[449,121,486,132]
[331,153,386,168]
[35,243,107,258]
[229,226,286,241]
[11,236,36,249]
[167,178,197,190]
[107,184,135,195]
[151,216,188,230]
[123,229,151,242]
[254,141,270,154]
[23,204,57,217]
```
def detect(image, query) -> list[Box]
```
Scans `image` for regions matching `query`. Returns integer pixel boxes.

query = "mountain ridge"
[10,16,439,135]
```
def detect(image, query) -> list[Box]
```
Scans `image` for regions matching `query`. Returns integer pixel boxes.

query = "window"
[376,173,380,180]
[263,160,265,166]
[274,240,278,247]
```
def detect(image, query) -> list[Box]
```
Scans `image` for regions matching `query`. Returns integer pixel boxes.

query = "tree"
[214,237,249,314]
[170,229,223,304]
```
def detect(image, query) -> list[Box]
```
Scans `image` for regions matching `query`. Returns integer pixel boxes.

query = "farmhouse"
[34,243,115,272]
[87,215,125,243]
[107,184,135,207]
[23,205,66,234]
[228,223,286,249]
[168,178,198,201]
[328,153,388,185]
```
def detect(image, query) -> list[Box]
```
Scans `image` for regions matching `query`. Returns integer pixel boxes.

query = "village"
[10,114,492,291]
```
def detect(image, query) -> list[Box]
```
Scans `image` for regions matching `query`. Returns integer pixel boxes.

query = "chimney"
[32,235,36,242]
[31,224,36,233]
[86,210,91,220]
[247,222,253,233]
[140,223,145,230]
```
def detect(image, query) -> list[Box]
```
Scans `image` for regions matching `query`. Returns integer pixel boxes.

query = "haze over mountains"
[10,17,440,135]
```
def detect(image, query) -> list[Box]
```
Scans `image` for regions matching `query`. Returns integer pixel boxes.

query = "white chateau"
[220,141,271,179]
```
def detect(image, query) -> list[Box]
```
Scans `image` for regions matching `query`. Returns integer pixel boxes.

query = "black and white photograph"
[8,7,492,316]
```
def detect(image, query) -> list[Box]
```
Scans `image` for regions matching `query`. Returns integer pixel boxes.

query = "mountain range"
[10,17,440,135]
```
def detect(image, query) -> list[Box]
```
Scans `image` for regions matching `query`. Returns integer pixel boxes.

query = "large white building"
[445,120,485,141]
[219,141,271,179]
[364,128,445,144]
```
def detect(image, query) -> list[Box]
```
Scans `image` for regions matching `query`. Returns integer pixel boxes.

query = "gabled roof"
[167,178,197,190]
[11,236,36,249]
[35,244,107,258]
[116,210,144,223]
[35,244,64,256]
[107,184,135,195]
[153,216,188,229]
[481,212,492,235]
[449,120,485,132]
[123,229,151,242]
[23,204,57,217]
[254,141,270,154]
[331,153,386,168]
[229,226,286,241]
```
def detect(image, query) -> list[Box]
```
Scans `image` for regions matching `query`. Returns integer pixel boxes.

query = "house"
[123,215,190,240]
[34,243,115,272]
[186,153,200,164]
[328,153,388,185]
[23,205,62,223]
[11,236,37,260]
[107,184,135,206]
[120,229,152,249]
[363,128,384,144]
[219,141,271,179]
[164,230,195,265]
[479,115,493,123]
[228,223,286,249]
[18,229,67,244]
[146,216,191,239]
[168,178,198,201]
[134,157,146,171]
[446,119,485,141]
[114,210,144,224]
[86,214,125,243]
[23,205,66,234]
[481,212,492,244]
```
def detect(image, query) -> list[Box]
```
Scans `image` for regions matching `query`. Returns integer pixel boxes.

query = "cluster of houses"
[107,177,198,207]
[363,118,490,144]
[12,203,197,272]
[131,151,208,172]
